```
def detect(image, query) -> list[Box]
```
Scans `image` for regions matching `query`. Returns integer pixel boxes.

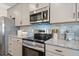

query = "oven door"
[30,12,43,23]
[22,46,45,56]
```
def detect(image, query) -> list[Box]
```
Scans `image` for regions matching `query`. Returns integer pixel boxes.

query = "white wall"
[0,4,8,17]
[0,8,7,17]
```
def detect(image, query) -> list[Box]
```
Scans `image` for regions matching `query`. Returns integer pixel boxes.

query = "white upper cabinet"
[13,4,22,26]
[7,4,30,26]
[7,4,22,26]
[7,9,11,18]
[29,3,49,11]
[36,3,49,9]
[50,3,76,23]
[7,7,15,18]
[29,4,36,11]
[77,3,79,21]
[21,4,30,26]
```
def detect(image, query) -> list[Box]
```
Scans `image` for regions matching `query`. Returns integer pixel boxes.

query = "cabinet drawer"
[8,49,13,55]
[46,45,79,56]
[13,38,22,43]
[46,52,60,56]
[14,39,22,43]
[8,37,12,42]
[8,50,11,53]
[8,41,12,44]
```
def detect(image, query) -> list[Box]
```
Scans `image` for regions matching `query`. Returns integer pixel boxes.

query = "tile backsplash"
[20,22,79,40]
[52,22,79,40]
[20,22,53,37]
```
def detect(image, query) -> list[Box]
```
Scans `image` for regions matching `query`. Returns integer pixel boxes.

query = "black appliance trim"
[23,38,45,44]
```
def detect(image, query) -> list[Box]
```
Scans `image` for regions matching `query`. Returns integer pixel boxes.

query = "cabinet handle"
[73,13,75,19]
[17,40,19,41]
[55,49,62,52]
[78,12,79,18]
[20,21,22,24]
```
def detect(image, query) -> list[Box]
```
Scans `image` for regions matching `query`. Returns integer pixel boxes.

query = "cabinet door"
[13,4,22,26]
[8,37,13,55]
[50,3,76,23]
[77,3,79,21]
[21,4,30,25]
[46,52,60,56]
[29,3,49,11]
[46,44,79,56]
[36,3,49,9]
[29,4,37,11]
[7,7,15,18]
[12,38,22,56]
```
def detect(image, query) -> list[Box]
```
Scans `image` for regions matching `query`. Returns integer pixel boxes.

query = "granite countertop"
[8,34,45,43]
[8,34,79,50]
[45,38,79,50]
[8,34,23,39]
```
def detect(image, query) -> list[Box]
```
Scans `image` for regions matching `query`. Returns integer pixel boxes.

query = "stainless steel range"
[22,38,45,56]
[22,30,52,56]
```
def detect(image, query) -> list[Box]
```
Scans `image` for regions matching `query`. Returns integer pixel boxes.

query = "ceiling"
[0,3,16,9]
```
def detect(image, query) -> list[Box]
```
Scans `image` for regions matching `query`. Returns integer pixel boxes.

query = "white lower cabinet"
[8,37,13,55]
[46,52,61,56]
[8,37,22,56]
[46,44,79,56]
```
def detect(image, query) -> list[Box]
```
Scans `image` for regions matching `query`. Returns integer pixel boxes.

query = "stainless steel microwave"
[30,6,49,23]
